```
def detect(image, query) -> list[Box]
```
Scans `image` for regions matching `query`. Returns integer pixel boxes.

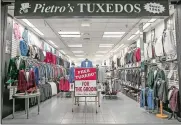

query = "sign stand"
[72,68,99,113]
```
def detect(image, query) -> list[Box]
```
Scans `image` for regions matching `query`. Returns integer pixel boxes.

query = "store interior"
[1,3,181,124]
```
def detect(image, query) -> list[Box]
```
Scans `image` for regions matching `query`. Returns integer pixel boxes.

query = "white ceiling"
[8,6,162,65]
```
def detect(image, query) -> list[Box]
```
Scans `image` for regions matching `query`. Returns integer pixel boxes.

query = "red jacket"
[52,55,56,64]
[18,70,36,93]
[44,52,53,63]
[136,48,141,62]
[169,88,179,112]
[59,78,70,91]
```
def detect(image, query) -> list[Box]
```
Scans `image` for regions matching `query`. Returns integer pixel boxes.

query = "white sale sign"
[75,80,97,96]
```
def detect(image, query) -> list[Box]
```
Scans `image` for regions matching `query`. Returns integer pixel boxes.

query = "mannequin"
[81,58,93,68]
[69,62,75,83]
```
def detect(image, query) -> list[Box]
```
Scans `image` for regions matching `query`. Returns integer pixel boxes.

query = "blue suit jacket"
[81,60,93,68]
[69,67,75,83]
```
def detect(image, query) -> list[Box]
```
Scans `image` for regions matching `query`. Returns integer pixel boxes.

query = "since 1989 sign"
[74,68,97,97]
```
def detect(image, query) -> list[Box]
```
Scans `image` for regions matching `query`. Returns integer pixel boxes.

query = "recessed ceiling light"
[148,19,157,23]
[135,30,140,35]
[96,51,107,54]
[68,44,82,47]
[54,44,58,48]
[75,55,84,57]
[99,44,114,47]
[60,35,81,38]
[104,32,125,35]
[60,50,66,54]
[49,40,54,45]
[95,55,104,57]
[128,35,136,40]
[143,23,151,30]
[81,23,90,27]
[103,34,124,38]
[72,51,84,53]
[58,31,80,35]
[113,44,125,52]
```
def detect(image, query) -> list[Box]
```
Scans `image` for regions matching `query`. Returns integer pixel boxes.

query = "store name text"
[33,3,141,13]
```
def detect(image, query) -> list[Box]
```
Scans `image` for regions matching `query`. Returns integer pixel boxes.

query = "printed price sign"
[74,68,97,97]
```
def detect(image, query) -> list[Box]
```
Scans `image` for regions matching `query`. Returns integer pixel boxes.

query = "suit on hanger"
[81,60,93,68]
[69,67,75,83]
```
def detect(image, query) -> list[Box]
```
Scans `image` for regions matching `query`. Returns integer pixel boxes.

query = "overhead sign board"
[74,68,97,97]
[14,0,169,18]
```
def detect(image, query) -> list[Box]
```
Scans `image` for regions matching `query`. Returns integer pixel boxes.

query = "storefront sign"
[74,68,97,97]
[14,0,169,18]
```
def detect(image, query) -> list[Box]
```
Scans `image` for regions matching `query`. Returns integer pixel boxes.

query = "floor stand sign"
[72,68,99,113]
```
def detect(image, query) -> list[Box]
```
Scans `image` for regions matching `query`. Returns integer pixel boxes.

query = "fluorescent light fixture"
[95,55,104,57]
[22,19,34,27]
[113,44,125,52]
[81,23,90,27]
[60,50,66,54]
[60,35,81,38]
[78,58,85,60]
[99,44,114,47]
[58,32,80,35]
[148,19,157,23]
[103,35,124,38]
[72,51,84,53]
[96,51,107,54]
[22,19,44,36]
[54,44,58,48]
[68,44,82,47]
[75,55,84,57]
[143,23,151,30]
[49,40,54,45]
[104,32,125,35]
[135,30,140,35]
[128,35,136,40]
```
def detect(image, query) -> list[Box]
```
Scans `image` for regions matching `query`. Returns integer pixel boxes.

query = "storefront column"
[1,3,8,123]
[175,1,181,116]
[139,23,146,89]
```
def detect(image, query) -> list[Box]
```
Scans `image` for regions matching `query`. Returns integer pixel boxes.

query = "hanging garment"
[144,43,148,60]
[17,70,36,93]
[59,78,70,91]
[147,89,155,110]
[48,82,57,96]
[52,55,57,64]
[44,52,53,63]
[20,40,28,56]
[22,28,29,43]
[13,23,21,40]
[163,30,176,56]
[154,36,164,57]
[98,67,106,83]
[34,67,39,86]
[147,42,153,59]
[169,88,179,112]
[81,60,93,68]
[7,57,26,80]
[39,48,45,62]
[136,48,141,62]
[69,67,75,83]
[153,79,168,103]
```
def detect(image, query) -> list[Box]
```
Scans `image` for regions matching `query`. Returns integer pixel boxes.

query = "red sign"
[74,68,96,81]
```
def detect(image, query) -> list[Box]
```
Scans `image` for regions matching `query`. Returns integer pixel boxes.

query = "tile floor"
[2,93,180,124]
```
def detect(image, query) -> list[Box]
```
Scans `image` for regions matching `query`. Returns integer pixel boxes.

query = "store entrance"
[2,0,181,124]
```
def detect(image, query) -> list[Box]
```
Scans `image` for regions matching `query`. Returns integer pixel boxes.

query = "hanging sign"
[74,68,97,97]
[14,0,169,18]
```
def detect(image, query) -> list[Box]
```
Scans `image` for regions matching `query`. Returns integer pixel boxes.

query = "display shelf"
[121,83,141,91]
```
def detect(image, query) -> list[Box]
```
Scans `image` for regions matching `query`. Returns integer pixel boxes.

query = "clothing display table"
[12,92,40,119]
